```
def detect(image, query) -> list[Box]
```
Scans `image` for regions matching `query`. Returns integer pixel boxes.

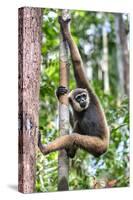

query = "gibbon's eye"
[75,95,81,102]
[82,94,86,99]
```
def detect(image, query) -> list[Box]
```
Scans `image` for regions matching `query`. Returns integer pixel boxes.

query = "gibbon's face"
[69,89,90,112]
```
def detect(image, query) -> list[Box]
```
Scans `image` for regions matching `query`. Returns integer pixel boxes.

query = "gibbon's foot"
[56,86,69,99]
[38,132,47,155]
[66,146,77,158]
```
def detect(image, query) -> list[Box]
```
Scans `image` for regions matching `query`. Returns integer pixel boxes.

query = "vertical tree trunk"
[102,17,110,93]
[18,7,42,193]
[119,14,129,96]
[58,10,70,191]
[115,14,125,96]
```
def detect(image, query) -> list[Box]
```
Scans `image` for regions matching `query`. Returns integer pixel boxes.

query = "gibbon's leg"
[72,134,109,157]
[38,133,74,155]
[38,132,108,157]
[58,17,89,89]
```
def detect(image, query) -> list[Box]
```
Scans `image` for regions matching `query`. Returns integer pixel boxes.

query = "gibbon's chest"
[77,105,101,136]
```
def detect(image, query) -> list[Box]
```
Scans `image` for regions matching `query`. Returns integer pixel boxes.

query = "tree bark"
[119,14,129,96]
[18,7,42,193]
[58,10,70,191]
[115,14,125,96]
[115,14,129,96]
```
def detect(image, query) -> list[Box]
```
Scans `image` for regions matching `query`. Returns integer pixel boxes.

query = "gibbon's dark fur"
[38,16,110,158]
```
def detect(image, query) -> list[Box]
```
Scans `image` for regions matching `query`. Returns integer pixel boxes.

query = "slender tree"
[115,13,129,96]
[18,7,42,193]
[119,14,129,96]
[102,16,110,93]
[58,10,70,191]
[115,14,125,96]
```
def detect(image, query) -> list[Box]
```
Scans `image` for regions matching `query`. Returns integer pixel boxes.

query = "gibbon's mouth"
[80,101,86,108]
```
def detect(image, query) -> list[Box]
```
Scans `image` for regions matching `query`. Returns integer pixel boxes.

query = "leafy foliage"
[36,9,129,192]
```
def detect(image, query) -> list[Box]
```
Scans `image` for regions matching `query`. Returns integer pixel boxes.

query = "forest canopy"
[36,9,129,192]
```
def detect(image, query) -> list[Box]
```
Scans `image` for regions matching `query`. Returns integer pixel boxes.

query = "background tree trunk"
[119,14,129,96]
[115,14,129,96]
[18,7,42,193]
[58,10,70,191]
[115,14,125,96]
[102,17,110,93]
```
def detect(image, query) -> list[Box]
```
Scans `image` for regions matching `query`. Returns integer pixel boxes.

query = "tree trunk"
[119,14,129,96]
[58,10,70,191]
[18,7,42,193]
[115,14,125,96]
[102,17,110,93]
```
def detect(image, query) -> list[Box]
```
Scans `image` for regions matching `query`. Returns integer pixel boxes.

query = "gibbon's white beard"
[69,90,90,112]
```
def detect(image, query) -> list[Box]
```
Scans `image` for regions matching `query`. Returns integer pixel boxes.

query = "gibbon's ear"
[69,97,72,105]
[85,89,88,93]
[68,90,74,99]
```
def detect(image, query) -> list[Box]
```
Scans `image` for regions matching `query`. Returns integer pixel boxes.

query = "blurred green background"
[36,9,129,192]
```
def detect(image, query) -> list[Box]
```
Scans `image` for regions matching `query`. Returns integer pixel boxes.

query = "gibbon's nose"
[80,101,86,108]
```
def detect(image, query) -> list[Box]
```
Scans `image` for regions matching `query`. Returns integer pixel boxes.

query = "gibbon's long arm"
[38,132,108,157]
[59,17,89,90]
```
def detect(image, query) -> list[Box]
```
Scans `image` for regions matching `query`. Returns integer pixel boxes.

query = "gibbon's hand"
[56,86,69,99]
[58,16,71,36]
[58,15,71,25]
